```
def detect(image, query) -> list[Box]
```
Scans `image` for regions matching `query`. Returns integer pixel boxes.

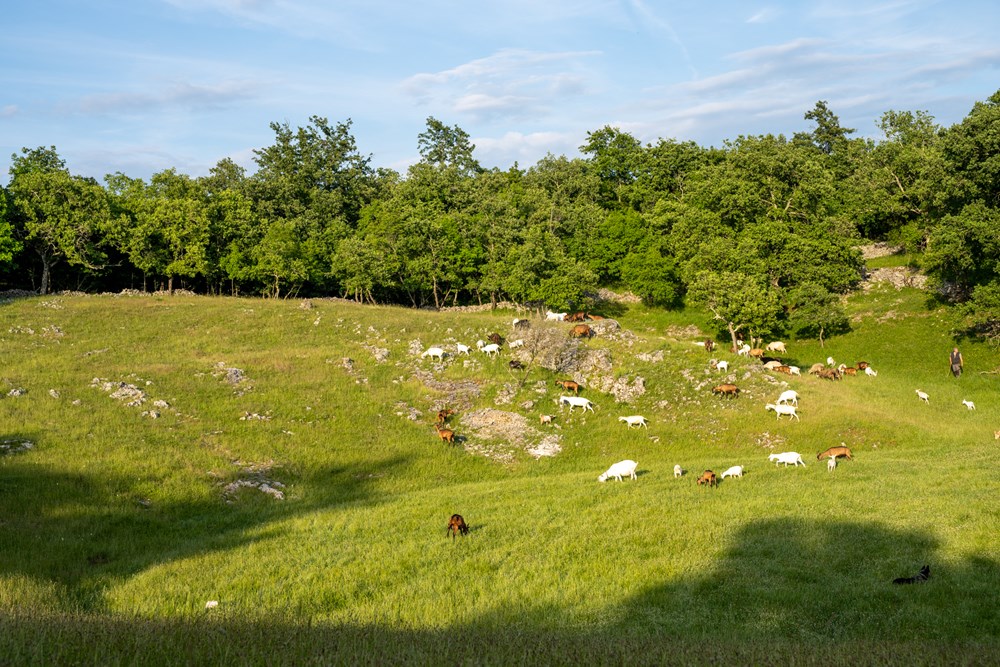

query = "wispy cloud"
[69,80,261,115]
[747,7,781,23]
[0,105,17,118]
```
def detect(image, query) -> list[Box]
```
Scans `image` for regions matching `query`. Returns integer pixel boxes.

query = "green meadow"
[0,287,997,665]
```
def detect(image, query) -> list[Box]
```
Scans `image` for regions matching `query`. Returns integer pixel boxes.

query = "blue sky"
[2,1,998,182]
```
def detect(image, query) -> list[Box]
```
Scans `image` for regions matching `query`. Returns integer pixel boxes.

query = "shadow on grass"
[0,433,412,612]
[1,516,997,664]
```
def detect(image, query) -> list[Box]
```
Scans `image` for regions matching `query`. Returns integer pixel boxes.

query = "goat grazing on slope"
[456,342,471,355]
[480,343,501,357]
[598,459,638,482]
[817,444,853,461]
[618,415,649,429]
[765,403,800,421]
[697,470,718,487]
[559,395,594,412]
[712,383,740,398]
[421,347,445,362]
[916,389,930,403]
[721,465,744,479]
[776,390,799,406]
[554,379,581,394]
[768,451,805,467]
[962,399,976,410]
[447,514,469,540]
[434,423,456,445]
[674,464,683,478]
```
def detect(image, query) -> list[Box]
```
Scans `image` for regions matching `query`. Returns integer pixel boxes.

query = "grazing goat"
[437,408,455,424]
[565,312,588,322]
[828,457,837,472]
[827,357,836,367]
[704,339,716,352]
[674,464,683,478]
[817,444,853,460]
[808,363,827,375]
[766,341,787,353]
[788,366,801,376]
[769,451,805,467]
[434,423,456,445]
[736,343,751,356]
[554,379,581,394]
[509,360,524,370]
[763,360,783,370]
[447,514,469,540]
[818,368,841,381]
[598,459,638,482]
[915,389,930,403]
[696,470,718,487]
[841,366,858,376]
[856,361,870,370]
[545,310,567,321]
[512,318,531,330]
[721,465,744,479]
[712,384,740,398]
[570,324,593,339]
[773,365,793,375]
[749,348,765,359]
[539,414,553,425]
[508,338,525,349]
[618,415,649,429]
[715,360,729,373]
[962,399,976,410]
[480,343,501,357]
[487,332,505,346]
[893,565,930,585]
[421,347,445,361]
[456,342,471,355]
[765,403,800,421]
[776,390,798,406]
[559,395,594,412]
[864,366,878,377]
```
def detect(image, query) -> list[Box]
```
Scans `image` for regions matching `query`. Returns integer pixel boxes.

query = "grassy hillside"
[0,288,998,665]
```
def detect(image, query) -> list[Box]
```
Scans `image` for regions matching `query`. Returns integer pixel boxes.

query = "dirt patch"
[461,408,562,461]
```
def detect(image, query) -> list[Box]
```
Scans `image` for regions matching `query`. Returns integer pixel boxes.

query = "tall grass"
[1,288,998,664]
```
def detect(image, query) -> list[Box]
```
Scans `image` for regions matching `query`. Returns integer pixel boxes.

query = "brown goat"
[808,363,827,375]
[704,338,716,352]
[712,383,740,398]
[434,423,456,445]
[749,348,765,358]
[436,408,455,424]
[856,361,870,370]
[842,367,858,376]
[565,311,588,322]
[555,379,581,394]
[587,314,605,321]
[487,332,505,346]
[570,324,593,339]
[773,365,793,375]
[447,514,469,539]
[818,368,841,381]
[697,470,718,487]
[509,360,524,370]
[817,445,853,461]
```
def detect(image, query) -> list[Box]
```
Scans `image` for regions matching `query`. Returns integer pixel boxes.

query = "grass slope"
[0,288,998,665]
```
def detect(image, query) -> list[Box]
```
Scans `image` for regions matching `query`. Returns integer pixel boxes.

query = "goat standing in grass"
[447,514,469,539]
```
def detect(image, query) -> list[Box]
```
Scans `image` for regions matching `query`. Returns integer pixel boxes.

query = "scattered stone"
[299,299,314,309]
[362,344,390,363]
[38,299,64,309]
[8,326,34,335]
[7,388,27,397]
[394,402,423,421]
[153,399,170,409]
[0,439,34,455]
[48,389,60,398]
[636,350,664,363]
[141,410,161,419]
[72,399,81,406]
[461,408,563,461]
[239,412,271,421]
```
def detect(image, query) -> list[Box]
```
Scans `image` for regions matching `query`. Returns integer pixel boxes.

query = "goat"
[512,318,531,330]
[776,390,798,406]
[762,360,783,370]
[487,332,505,346]
[436,408,455,424]
[456,342,471,355]
[545,310,567,321]
[864,366,878,377]
[818,368,841,381]
[696,470,718,487]
[808,363,826,375]
[788,366,801,376]
[509,360,524,370]
[712,383,740,398]
[736,343,751,356]
[674,464,683,478]
[554,379,580,394]
[618,415,649,429]
[559,395,594,412]
[766,341,787,353]
[704,339,715,352]
[475,339,486,350]
[827,356,836,367]
[420,347,445,361]
[539,414,553,425]
[841,366,858,377]
[773,365,793,375]
[817,444,853,460]
[749,348,765,359]
[565,312,588,322]
[447,514,469,540]
[569,324,593,339]
[856,361,870,370]
[828,457,837,472]
[768,451,805,467]
[715,360,729,373]
[598,459,637,482]
[893,565,930,585]
[721,465,744,479]
[480,343,501,357]
[434,423,456,445]
[765,403,800,421]
[962,399,976,410]
[915,389,930,403]
[508,338,525,349]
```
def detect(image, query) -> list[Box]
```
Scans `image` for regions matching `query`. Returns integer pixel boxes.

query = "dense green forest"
[3,92,1000,344]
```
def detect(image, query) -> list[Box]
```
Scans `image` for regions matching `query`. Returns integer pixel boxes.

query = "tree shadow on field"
[0,432,411,612]
[612,517,1000,643]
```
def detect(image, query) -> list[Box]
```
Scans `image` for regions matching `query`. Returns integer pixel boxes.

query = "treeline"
[2,92,999,344]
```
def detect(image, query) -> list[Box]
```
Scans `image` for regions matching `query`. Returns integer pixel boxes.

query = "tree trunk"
[40,261,51,295]
[728,323,739,355]
[819,326,825,347]
[168,275,174,295]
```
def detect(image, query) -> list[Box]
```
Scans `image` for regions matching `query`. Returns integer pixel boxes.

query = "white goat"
[480,343,501,357]
[962,399,976,410]
[420,347,445,361]
[509,339,525,349]
[769,451,805,467]
[788,366,801,376]
[598,459,638,482]
[765,403,800,421]
[766,341,787,353]
[776,390,799,406]
[915,389,930,403]
[618,415,648,429]
[476,339,486,350]
[716,360,729,373]
[737,344,751,356]
[559,395,594,412]
[827,457,837,472]
[721,465,744,479]
[673,464,683,478]
[763,360,783,370]
[456,342,471,355]
[864,366,878,377]
[545,310,567,321]
[827,356,836,367]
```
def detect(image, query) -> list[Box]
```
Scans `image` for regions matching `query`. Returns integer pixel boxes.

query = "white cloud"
[0,105,17,118]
